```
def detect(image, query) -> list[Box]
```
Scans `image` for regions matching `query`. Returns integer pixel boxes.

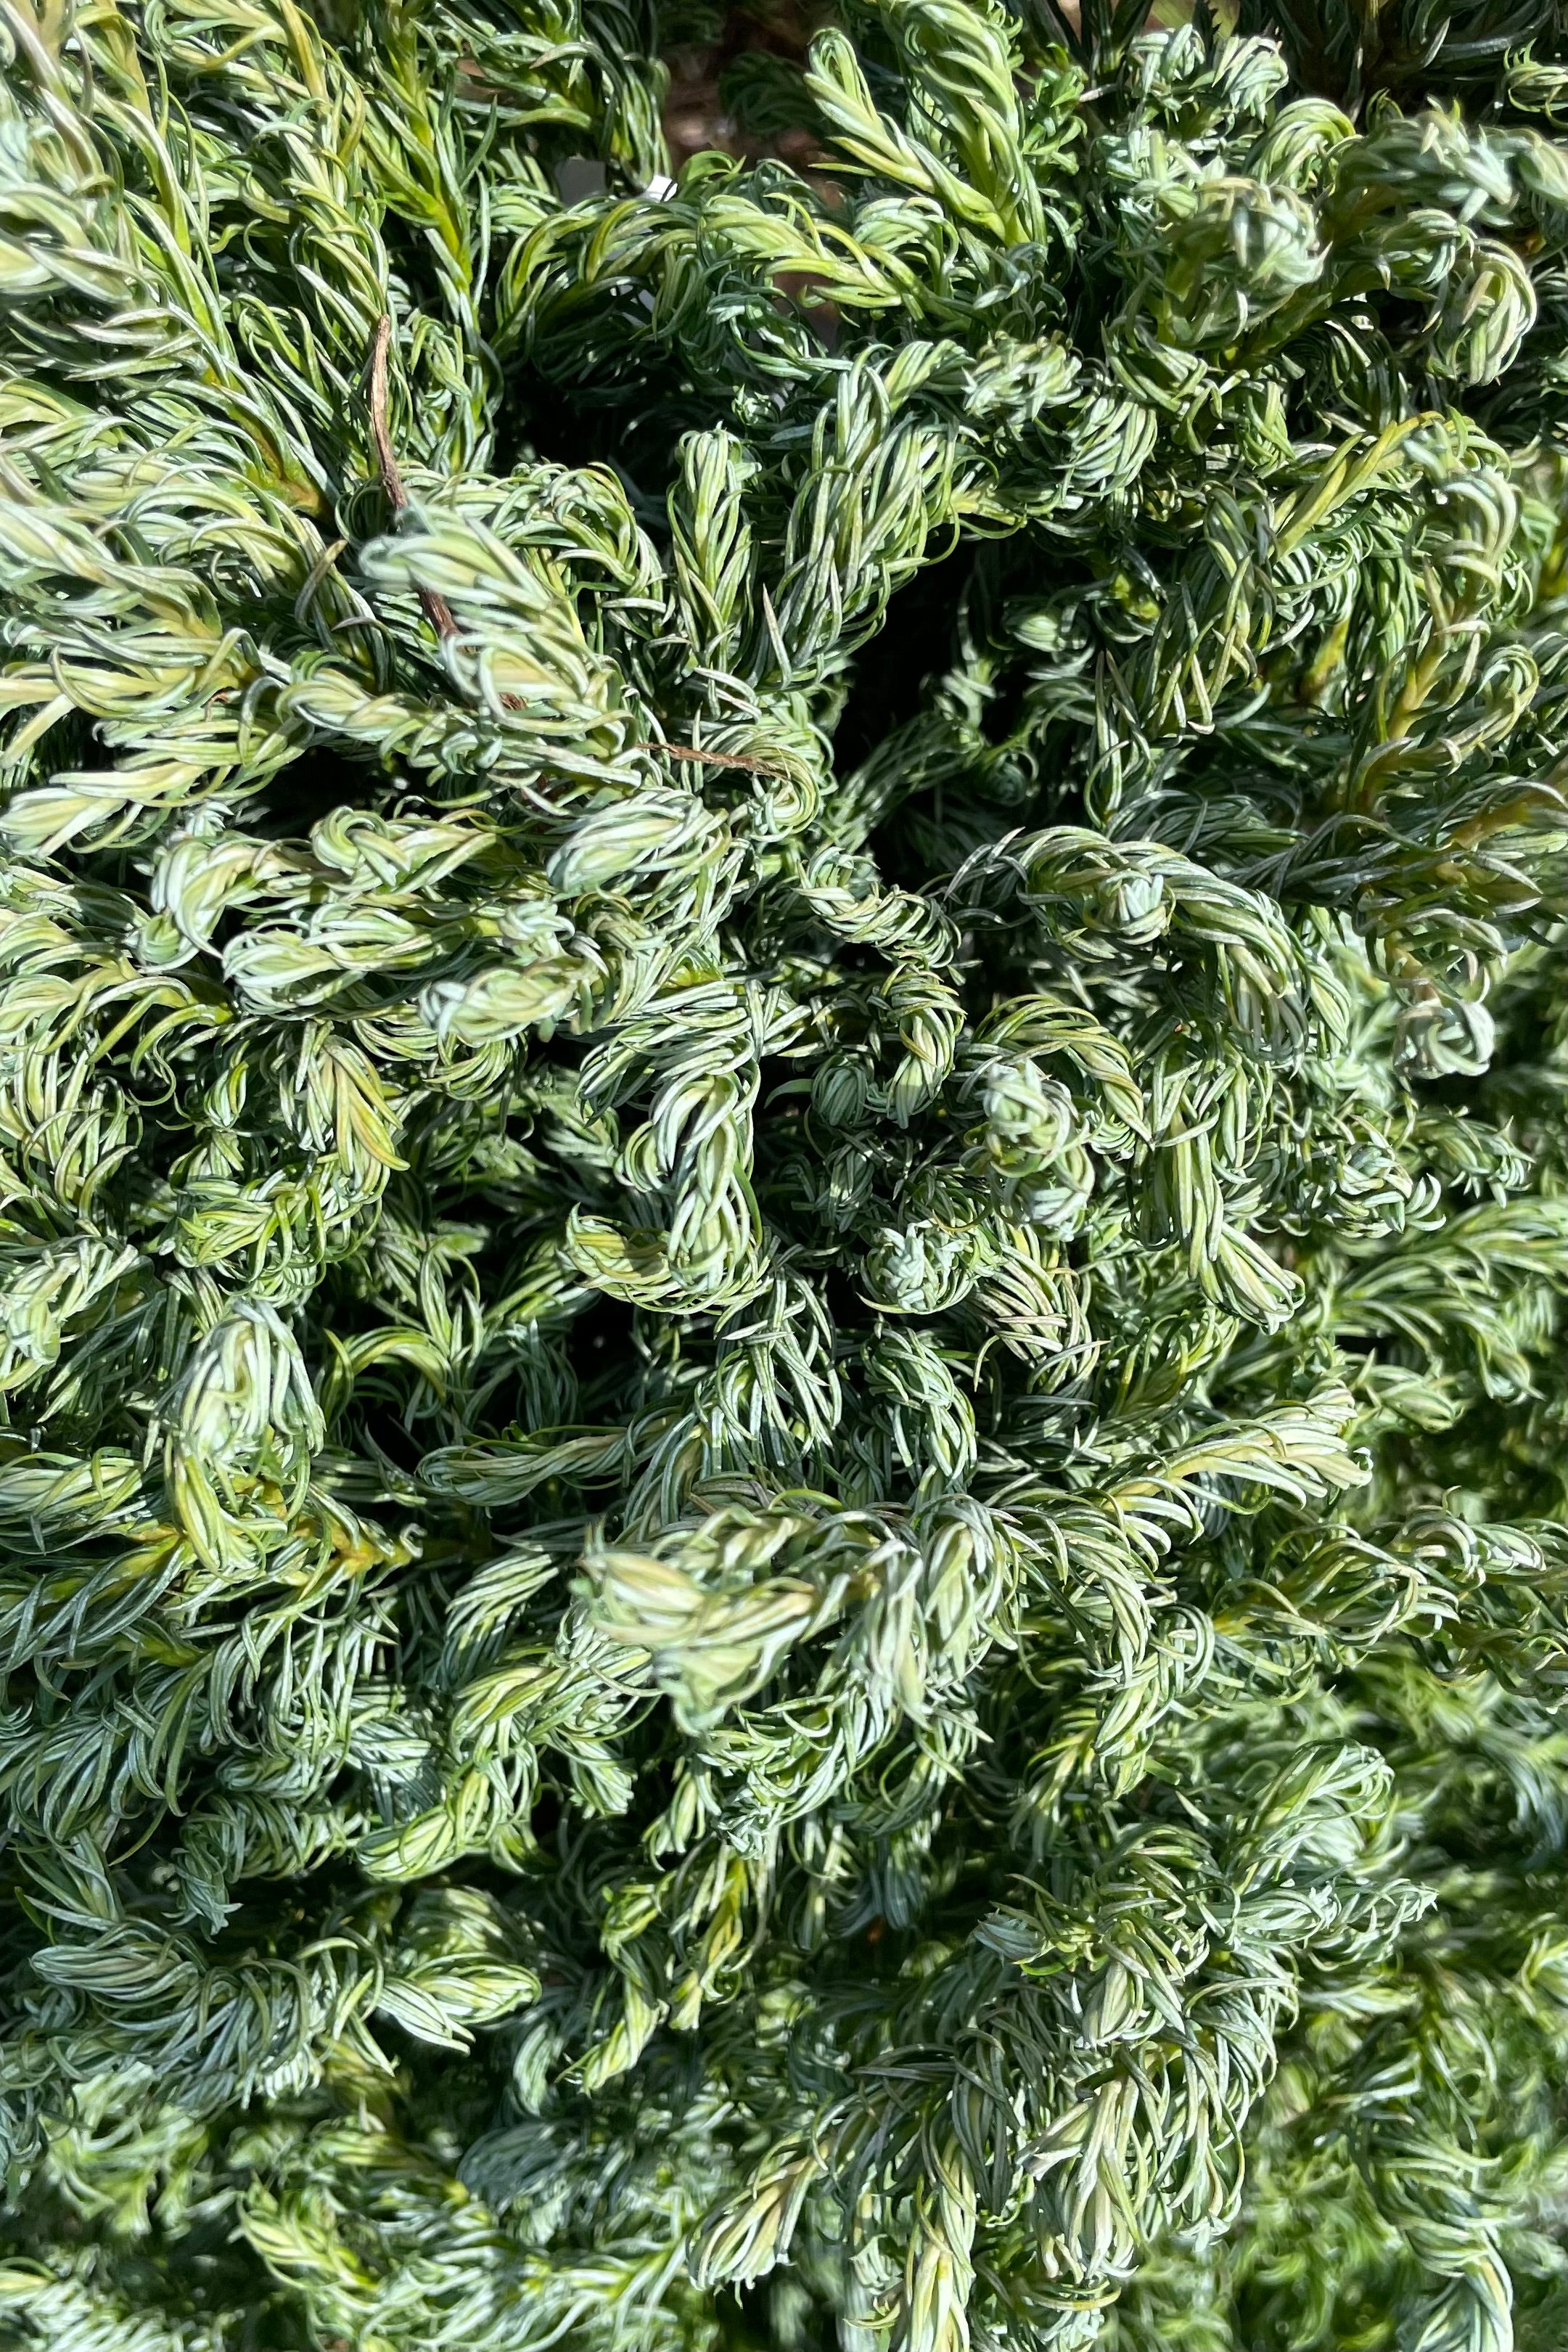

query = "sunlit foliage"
[0,0,1562,2345]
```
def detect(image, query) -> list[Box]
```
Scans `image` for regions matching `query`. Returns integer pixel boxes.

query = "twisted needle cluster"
[0,1,1562,2348]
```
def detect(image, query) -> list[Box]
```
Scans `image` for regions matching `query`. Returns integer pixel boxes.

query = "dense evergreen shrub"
[0,0,1562,2345]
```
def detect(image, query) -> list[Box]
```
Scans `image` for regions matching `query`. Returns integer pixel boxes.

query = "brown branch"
[660,742,784,776]
[369,314,459,643]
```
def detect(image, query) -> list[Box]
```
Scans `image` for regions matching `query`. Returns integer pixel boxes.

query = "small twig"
[660,742,786,777]
[370,314,459,643]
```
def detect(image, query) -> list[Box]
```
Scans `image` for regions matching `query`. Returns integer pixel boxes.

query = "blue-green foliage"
[0,0,1561,2345]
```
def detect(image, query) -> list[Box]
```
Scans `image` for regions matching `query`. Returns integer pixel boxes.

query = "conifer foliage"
[0,0,1563,2344]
